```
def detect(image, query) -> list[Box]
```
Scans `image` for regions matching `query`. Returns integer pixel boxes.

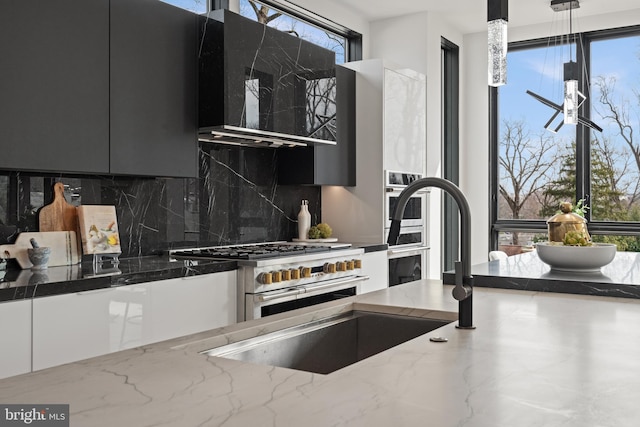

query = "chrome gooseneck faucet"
[386,177,475,329]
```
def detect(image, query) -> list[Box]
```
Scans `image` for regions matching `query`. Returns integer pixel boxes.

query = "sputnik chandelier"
[526,0,602,132]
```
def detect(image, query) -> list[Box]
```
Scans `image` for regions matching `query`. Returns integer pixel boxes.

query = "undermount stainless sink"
[202,311,451,375]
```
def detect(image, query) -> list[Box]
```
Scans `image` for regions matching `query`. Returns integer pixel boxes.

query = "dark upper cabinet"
[278,65,356,186]
[199,10,338,142]
[110,0,198,177]
[0,0,197,178]
[0,0,110,174]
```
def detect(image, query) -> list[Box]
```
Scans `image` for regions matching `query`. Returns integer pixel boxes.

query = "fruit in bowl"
[562,230,590,246]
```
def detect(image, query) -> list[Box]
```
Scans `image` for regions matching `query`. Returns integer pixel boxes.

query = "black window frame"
[490,24,640,249]
[442,37,460,272]
[234,0,362,62]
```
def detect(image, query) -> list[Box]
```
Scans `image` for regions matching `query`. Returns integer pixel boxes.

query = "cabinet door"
[32,288,117,371]
[383,68,426,174]
[0,0,110,173]
[32,272,237,371]
[277,66,356,186]
[358,251,389,294]
[0,300,32,379]
[144,271,237,342]
[110,0,198,177]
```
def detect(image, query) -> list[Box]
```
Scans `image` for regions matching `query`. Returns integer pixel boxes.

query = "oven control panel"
[256,259,362,285]
[246,258,362,292]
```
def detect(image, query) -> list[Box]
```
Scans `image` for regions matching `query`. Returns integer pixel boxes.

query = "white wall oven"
[385,171,429,286]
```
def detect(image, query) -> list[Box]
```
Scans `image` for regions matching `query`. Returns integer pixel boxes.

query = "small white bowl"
[536,242,617,272]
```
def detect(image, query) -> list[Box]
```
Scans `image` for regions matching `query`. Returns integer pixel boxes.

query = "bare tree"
[499,119,558,243]
[593,75,640,208]
[248,1,282,24]
[594,76,639,170]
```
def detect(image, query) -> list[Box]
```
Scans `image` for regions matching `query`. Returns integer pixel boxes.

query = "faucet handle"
[452,283,473,301]
[452,261,473,301]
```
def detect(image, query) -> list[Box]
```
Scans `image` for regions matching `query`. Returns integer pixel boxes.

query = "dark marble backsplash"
[0,144,320,258]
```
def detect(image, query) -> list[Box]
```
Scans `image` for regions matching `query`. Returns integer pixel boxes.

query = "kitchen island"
[444,249,640,299]
[1,280,639,426]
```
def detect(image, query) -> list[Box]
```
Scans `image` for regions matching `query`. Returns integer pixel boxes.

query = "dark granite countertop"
[0,256,237,303]
[0,242,385,304]
[443,250,640,299]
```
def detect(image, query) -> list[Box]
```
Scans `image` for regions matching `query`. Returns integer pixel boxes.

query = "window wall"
[159,0,207,14]
[159,0,361,63]
[492,26,640,252]
[238,0,359,64]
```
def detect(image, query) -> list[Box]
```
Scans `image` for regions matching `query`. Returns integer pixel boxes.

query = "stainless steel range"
[170,242,368,321]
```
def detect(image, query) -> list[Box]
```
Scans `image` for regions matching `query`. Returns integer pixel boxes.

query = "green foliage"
[592,235,640,252]
[539,143,577,218]
[573,198,589,217]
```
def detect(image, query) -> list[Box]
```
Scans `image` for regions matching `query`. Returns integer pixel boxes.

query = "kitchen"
[2,0,640,425]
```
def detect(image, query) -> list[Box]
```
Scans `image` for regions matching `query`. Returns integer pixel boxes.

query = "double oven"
[385,171,429,286]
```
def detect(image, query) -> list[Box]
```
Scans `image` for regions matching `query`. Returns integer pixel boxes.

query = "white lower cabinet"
[0,300,32,379]
[32,271,237,371]
[358,250,388,294]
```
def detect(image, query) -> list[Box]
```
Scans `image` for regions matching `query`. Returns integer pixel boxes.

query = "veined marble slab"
[1,280,639,426]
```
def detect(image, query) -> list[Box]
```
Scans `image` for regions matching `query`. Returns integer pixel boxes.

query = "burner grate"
[171,243,334,260]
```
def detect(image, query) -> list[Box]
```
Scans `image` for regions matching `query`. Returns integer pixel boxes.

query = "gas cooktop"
[170,242,346,261]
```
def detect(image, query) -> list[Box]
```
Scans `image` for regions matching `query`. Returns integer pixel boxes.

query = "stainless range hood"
[198,125,337,148]
[198,10,348,149]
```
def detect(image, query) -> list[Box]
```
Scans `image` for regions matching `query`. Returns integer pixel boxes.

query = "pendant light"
[562,1,583,125]
[488,0,508,86]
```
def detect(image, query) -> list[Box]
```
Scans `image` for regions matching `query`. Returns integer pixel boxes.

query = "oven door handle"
[388,245,430,255]
[255,276,369,304]
[300,275,369,295]
[256,287,305,302]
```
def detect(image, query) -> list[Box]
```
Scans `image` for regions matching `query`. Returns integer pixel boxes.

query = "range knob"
[337,261,347,272]
[290,268,300,280]
[354,259,362,269]
[323,262,336,273]
[301,267,312,278]
[272,270,282,283]
[258,272,272,285]
[282,269,291,281]
[346,260,355,270]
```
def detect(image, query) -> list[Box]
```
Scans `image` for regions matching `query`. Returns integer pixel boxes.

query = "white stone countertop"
[1,280,639,426]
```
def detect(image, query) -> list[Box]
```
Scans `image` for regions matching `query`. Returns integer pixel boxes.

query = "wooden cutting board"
[38,181,82,257]
[0,231,80,269]
[39,182,78,233]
